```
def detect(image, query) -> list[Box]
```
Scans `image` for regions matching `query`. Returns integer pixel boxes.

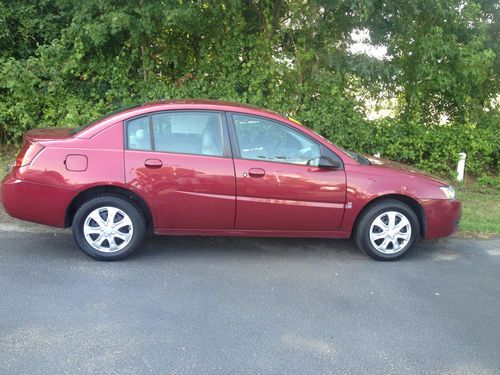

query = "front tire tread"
[354,199,420,261]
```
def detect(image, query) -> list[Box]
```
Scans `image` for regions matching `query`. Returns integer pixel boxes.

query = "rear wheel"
[354,200,420,261]
[72,195,146,261]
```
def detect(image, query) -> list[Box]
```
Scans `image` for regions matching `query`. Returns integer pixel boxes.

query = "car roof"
[141,99,277,112]
[138,99,285,120]
[75,99,285,138]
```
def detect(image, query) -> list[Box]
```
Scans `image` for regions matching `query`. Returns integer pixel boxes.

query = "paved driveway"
[0,207,499,374]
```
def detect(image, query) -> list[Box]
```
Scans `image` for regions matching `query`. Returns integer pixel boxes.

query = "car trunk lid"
[24,128,75,142]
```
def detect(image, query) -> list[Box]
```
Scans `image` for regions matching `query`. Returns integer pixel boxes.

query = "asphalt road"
[0,207,499,374]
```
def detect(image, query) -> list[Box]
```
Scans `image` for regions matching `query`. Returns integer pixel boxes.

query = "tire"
[72,195,146,261]
[354,199,420,261]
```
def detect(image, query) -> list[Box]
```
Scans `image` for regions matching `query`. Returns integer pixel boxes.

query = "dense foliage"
[0,0,498,176]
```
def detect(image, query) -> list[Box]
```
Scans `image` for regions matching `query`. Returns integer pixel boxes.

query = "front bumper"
[1,172,76,228]
[421,198,461,239]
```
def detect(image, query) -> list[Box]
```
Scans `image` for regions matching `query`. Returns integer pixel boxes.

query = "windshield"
[69,104,142,135]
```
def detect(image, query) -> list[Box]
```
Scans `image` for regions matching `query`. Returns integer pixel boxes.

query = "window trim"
[148,115,155,151]
[226,112,344,168]
[124,110,232,159]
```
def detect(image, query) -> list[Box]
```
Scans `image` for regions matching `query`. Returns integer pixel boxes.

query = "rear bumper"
[421,198,461,239]
[1,172,76,228]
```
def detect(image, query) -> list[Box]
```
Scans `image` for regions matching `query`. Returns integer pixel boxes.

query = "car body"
[0,100,461,260]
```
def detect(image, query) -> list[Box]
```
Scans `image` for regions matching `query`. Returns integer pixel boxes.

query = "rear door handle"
[144,158,163,169]
[248,168,266,178]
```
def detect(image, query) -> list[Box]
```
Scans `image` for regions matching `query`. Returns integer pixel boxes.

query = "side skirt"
[154,228,351,239]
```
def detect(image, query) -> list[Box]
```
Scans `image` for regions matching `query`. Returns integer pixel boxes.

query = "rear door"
[228,113,346,232]
[124,110,236,229]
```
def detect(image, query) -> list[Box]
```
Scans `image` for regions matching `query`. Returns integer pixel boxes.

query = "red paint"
[233,158,346,231]
[125,150,236,229]
[1,178,75,227]
[421,199,461,238]
[1,100,460,240]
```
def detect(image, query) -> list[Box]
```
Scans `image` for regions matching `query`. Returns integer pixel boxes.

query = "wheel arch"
[353,194,426,238]
[65,185,154,230]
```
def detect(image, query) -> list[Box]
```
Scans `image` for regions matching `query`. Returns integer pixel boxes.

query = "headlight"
[440,185,456,200]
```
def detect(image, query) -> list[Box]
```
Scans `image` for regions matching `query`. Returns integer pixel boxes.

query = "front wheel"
[72,195,146,261]
[354,200,420,261]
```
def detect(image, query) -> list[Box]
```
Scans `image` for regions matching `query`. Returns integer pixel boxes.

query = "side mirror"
[307,156,341,169]
[318,156,341,169]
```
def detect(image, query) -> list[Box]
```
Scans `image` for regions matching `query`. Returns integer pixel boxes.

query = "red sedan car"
[1,100,460,261]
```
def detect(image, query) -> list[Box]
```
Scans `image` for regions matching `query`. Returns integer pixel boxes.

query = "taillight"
[14,142,45,168]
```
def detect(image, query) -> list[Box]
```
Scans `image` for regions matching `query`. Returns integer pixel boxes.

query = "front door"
[124,111,235,229]
[229,113,346,232]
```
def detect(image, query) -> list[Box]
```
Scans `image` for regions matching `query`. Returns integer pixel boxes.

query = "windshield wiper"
[347,150,371,165]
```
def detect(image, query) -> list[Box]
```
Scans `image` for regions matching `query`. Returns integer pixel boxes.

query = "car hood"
[365,155,449,186]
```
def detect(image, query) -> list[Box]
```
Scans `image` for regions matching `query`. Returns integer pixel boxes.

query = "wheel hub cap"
[369,211,412,254]
[83,206,134,253]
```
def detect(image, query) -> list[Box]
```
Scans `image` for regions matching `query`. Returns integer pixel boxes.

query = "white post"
[457,152,466,182]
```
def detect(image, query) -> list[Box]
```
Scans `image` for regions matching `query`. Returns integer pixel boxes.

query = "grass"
[0,145,498,236]
[456,182,500,237]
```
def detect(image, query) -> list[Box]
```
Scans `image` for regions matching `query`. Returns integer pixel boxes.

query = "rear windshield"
[69,104,142,135]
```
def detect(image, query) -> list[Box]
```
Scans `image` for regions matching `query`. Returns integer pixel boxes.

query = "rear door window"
[152,112,223,156]
[126,111,224,157]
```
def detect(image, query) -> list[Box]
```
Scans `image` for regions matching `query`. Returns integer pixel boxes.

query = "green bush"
[364,120,500,177]
[0,0,498,179]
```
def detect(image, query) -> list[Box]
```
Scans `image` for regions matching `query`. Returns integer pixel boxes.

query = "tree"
[0,0,498,175]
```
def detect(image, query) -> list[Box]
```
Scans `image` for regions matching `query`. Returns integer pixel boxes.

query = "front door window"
[233,114,322,166]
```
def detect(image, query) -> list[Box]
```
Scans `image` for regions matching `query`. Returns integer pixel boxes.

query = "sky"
[349,28,388,60]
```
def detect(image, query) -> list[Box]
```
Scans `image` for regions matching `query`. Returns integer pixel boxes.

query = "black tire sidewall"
[356,201,419,261]
[72,196,146,261]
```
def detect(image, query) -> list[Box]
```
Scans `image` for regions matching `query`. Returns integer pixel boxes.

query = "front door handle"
[248,168,266,178]
[144,158,163,169]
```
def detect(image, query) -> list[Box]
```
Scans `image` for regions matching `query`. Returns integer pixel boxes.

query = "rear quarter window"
[127,116,152,151]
